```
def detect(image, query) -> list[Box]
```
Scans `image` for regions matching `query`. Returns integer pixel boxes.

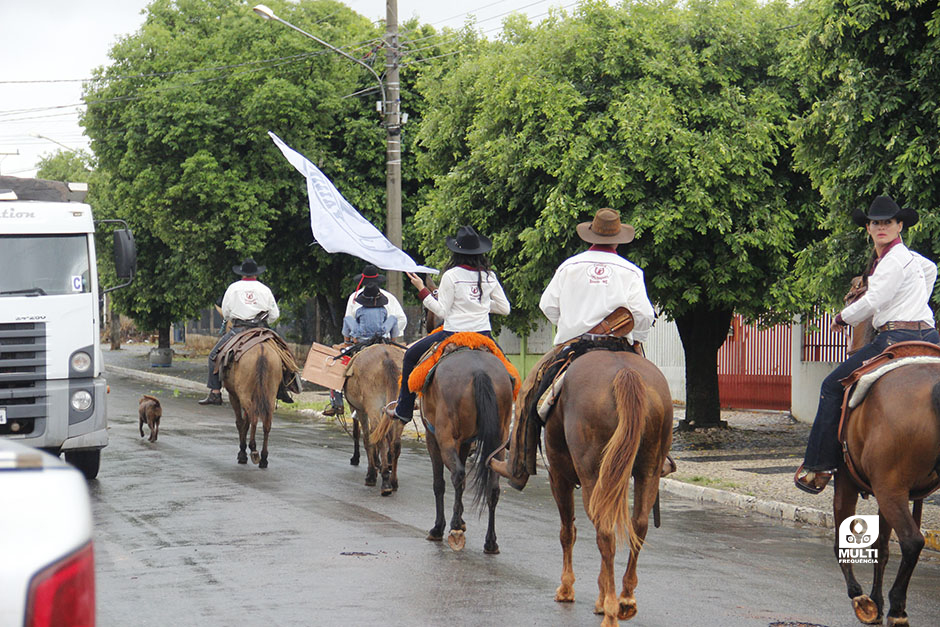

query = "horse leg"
[446,443,468,552]
[869,509,892,623]
[549,467,578,604]
[232,396,248,464]
[582,480,619,625]
[258,412,271,469]
[248,414,260,465]
[362,413,378,486]
[425,433,446,542]
[880,494,925,626]
[390,429,402,491]
[483,451,503,555]
[350,417,360,466]
[618,472,658,621]
[379,432,394,496]
[833,473,875,623]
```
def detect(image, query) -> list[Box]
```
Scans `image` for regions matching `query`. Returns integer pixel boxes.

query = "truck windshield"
[0,235,91,296]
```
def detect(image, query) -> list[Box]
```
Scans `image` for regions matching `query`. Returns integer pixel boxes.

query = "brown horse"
[831,356,940,626]
[344,343,406,495]
[222,340,283,468]
[413,347,514,553]
[500,348,672,626]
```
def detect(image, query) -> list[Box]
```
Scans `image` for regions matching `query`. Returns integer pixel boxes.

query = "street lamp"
[253,4,403,302]
[30,132,79,153]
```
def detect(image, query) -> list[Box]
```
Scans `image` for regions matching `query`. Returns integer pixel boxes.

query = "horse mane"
[587,368,647,552]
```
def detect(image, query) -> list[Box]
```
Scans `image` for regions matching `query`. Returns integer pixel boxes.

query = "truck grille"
[0,322,47,435]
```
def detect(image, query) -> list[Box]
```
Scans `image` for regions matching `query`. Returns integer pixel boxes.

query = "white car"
[0,439,95,627]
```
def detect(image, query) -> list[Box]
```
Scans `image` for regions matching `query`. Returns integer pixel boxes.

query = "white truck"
[0,176,135,479]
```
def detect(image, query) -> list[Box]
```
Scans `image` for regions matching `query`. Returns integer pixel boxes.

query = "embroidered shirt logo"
[243,290,257,304]
[588,264,611,284]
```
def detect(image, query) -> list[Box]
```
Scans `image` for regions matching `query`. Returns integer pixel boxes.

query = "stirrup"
[385,401,409,424]
[794,464,833,495]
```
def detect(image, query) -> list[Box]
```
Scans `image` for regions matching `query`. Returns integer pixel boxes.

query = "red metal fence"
[717,315,792,410]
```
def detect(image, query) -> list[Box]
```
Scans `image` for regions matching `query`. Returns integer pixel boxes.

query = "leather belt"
[877,321,934,332]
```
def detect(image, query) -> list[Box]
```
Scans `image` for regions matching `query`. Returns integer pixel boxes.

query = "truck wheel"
[65,449,101,480]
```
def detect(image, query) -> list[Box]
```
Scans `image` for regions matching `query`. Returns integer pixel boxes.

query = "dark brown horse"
[831,354,940,626]
[398,346,515,553]
[501,349,672,626]
[221,340,284,468]
[344,343,406,495]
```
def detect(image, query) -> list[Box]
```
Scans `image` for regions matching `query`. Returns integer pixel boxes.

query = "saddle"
[215,327,300,392]
[838,341,940,499]
[407,332,520,399]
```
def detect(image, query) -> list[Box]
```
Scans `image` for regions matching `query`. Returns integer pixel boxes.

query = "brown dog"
[138,395,162,442]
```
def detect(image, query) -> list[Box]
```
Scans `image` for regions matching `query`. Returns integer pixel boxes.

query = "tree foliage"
[791,0,940,306]
[35,150,94,183]
[414,0,815,426]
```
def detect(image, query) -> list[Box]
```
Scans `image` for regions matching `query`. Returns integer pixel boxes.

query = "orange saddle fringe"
[408,331,521,399]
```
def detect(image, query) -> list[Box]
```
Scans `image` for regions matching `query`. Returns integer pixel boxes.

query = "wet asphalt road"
[91,374,940,627]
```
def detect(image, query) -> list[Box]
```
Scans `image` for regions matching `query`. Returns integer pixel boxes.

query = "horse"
[343,342,406,495]
[829,344,940,626]
[221,339,284,469]
[498,347,672,626]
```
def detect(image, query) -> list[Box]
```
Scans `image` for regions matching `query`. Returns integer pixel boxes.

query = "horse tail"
[369,354,401,446]
[470,370,502,510]
[249,343,273,423]
[587,368,647,552]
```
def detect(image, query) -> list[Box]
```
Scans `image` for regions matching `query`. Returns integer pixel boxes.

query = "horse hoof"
[250,451,261,465]
[618,597,638,621]
[554,586,575,603]
[853,596,880,624]
[237,454,247,464]
[483,544,500,555]
[259,459,268,469]
[887,616,909,626]
[381,487,393,496]
[426,532,443,542]
[447,529,465,552]
[350,456,359,466]
[365,478,376,487]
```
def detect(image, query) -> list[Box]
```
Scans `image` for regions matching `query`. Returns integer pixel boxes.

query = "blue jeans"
[394,330,496,420]
[802,327,940,470]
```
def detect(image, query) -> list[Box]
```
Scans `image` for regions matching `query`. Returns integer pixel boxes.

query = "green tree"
[791,0,940,305]
[82,0,450,344]
[35,149,94,183]
[415,0,817,427]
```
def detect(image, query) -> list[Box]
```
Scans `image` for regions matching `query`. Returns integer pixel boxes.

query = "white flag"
[269,131,438,274]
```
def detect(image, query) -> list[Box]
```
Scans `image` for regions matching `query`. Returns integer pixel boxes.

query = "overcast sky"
[0,0,577,178]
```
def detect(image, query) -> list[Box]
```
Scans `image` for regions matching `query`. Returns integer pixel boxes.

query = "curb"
[103,364,940,552]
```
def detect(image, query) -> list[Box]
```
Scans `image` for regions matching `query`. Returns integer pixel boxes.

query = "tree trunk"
[109,302,121,351]
[158,324,171,349]
[674,307,734,430]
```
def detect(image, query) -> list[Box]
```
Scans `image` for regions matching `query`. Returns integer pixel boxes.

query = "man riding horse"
[198,258,295,406]
[491,208,665,487]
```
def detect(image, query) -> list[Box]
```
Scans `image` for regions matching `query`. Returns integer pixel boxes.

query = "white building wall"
[790,321,837,423]
[644,316,686,404]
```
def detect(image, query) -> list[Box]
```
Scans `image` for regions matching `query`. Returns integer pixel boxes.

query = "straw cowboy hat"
[851,195,919,228]
[576,208,635,244]
[232,258,266,276]
[355,282,388,307]
[446,225,492,255]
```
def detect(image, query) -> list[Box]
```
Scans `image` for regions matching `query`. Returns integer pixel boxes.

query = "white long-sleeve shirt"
[221,278,279,324]
[540,249,655,345]
[421,266,510,332]
[841,241,936,329]
[344,287,408,338]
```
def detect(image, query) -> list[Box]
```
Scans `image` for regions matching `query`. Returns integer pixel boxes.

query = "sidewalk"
[103,342,940,551]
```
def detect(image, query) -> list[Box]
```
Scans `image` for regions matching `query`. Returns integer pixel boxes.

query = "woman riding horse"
[795,196,939,494]
[386,225,511,423]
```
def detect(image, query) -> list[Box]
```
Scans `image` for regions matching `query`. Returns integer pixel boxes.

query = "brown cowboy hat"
[851,195,919,228]
[576,208,635,244]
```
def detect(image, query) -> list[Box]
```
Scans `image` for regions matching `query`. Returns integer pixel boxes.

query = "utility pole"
[385,0,403,304]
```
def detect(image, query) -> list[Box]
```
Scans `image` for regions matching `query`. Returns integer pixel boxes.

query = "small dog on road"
[138,395,162,442]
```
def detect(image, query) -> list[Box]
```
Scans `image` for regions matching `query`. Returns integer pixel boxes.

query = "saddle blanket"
[408,332,521,399]
[848,355,940,409]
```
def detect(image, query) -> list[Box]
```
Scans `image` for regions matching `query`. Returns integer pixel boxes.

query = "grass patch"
[678,475,742,490]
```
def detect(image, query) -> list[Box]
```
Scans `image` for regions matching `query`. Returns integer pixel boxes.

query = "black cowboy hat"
[355,282,388,307]
[233,258,266,276]
[445,225,492,255]
[851,195,919,228]
[576,208,635,244]
[353,263,386,285]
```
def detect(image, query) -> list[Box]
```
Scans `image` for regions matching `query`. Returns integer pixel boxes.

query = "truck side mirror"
[113,229,136,280]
